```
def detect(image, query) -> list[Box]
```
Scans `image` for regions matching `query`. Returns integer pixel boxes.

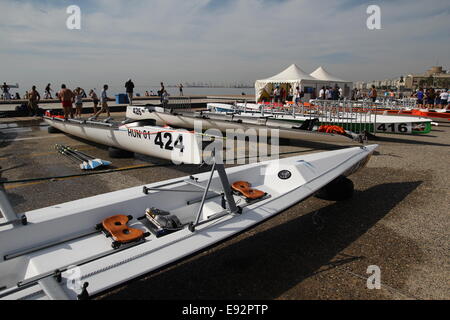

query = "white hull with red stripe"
[43,116,203,164]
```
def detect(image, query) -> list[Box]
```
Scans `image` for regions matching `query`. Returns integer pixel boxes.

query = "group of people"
[318,86,344,101]
[413,88,449,109]
[58,84,112,121]
[17,83,112,120]
[143,83,184,99]
[17,78,177,120]
[272,86,304,105]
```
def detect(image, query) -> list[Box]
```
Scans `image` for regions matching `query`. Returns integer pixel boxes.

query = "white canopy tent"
[255,64,327,102]
[310,66,353,97]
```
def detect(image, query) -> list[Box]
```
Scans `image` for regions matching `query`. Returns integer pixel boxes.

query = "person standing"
[162,90,170,111]
[280,87,287,104]
[369,85,377,103]
[447,90,450,110]
[1,82,10,100]
[435,90,441,107]
[73,87,85,118]
[273,86,280,103]
[179,83,183,96]
[319,86,325,100]
[331,86,337,100]
[439,89,448,109]
[90,84,111,121]
[326,87,332,100]
[288,86,294,102]
[125,79,135,105]
[351,88,357,101]
[294,86,303,106]
[89,89,99,114]
[44,83,53,99]
[158,82,165,103]
[28,86,41,116]
[389,89,395,101]
[58,84,75,120]
[425,88,435,109]
[415,88,424,108]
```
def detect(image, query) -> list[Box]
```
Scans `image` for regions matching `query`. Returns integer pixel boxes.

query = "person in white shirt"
[273,87,280,103]
[162,90,169,105]
[319,87,325,100]
[90,84,111,121]
[439,90,448,109]
[294,86,303,106]
[326,87,332,100]
[73,87,85,118]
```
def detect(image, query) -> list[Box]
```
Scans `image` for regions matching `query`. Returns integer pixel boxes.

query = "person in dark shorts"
[89,85,111,121]
[125,79,135,105]
[439,89,448,109]
[28,85,41,116]
[425,88,435,108]
[158,82,165,103]
[369,85,377,103]
[44,83,53,99]
[73,87,85,118]
[416,88,424,107]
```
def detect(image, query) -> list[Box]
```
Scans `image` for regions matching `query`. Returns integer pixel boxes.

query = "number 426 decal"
[154,132,184,152]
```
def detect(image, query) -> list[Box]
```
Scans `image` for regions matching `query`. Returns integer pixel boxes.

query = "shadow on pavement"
[101,180,422,300]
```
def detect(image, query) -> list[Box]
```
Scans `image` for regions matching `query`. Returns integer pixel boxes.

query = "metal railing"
[167,96,192,110]
[303,99,377,134]
[246,99,378,134]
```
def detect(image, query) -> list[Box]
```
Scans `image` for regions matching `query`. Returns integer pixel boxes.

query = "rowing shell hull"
[126,106,361,145]
[44,117,203,164]
[209,103,433,134]
[0,145,377,299]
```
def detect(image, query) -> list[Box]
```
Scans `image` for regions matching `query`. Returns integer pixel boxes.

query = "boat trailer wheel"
[315,175,354,201]
[108,147,135,159]
[48,126,61,134]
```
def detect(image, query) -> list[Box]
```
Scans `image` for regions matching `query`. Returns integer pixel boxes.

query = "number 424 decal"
[154,132,184,152]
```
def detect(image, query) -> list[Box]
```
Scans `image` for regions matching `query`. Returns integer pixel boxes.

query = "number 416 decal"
[154,132,184,152]
[376,123,410,133]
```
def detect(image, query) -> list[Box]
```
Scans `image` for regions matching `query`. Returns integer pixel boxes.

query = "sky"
[0,0,449,90]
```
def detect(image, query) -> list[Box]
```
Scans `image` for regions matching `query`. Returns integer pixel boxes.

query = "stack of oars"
[55,144,112,170]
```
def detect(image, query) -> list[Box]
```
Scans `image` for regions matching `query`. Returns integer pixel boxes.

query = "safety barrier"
[167,96,192,110]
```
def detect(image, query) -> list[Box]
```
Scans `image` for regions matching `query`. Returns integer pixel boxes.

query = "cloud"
[0,0,448,91]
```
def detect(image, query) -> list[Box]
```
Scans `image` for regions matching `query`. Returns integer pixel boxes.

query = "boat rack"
[141,153,272,233]
[0,184,27,227]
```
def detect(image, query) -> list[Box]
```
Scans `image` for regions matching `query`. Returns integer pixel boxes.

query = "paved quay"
[0,114,448,300]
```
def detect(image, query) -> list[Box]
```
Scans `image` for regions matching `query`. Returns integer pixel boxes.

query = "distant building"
[354,81,367,90]
[405,66,450,89]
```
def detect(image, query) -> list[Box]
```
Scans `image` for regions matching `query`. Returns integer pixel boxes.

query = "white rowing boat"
[0,144,377,300]
[43,116,203,164]
[126,106,365,144]
[207,103,433,134]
